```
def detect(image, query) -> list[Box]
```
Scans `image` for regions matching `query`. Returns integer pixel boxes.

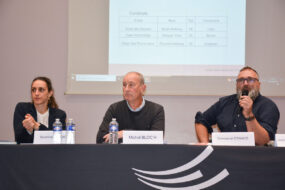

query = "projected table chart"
[1,145,284,190]
[119,16,228,47]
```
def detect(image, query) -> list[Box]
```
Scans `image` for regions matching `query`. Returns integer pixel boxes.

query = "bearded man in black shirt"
[195,66,279,146]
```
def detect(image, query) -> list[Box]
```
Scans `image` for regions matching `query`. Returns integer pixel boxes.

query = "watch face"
[245,115,255,121]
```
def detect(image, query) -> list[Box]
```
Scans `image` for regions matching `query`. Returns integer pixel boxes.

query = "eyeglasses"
[236,77,259,84]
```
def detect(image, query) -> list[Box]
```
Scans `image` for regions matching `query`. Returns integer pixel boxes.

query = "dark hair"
[31,76,58,109]
[239,66,259,78]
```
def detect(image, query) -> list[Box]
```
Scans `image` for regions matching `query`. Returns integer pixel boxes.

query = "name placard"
[123,131,163,144]
[212,132,255,146]
[33,131,66,144]
[275,134,285,147]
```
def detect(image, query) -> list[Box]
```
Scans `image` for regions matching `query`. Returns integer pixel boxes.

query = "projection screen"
[67,0,285,96]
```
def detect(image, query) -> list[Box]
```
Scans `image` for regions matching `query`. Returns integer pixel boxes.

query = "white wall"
[0,0,284,144]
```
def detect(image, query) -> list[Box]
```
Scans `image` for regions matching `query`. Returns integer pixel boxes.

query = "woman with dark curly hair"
[13,76,66,144]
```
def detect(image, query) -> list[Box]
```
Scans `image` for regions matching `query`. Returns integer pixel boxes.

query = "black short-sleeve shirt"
[195,94,279,140]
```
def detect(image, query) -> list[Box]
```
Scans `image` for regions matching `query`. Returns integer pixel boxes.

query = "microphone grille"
[242,89,249,96]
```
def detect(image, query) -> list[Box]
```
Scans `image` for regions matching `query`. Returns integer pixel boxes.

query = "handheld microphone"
[242,89,249,96]
[237,89,249,115]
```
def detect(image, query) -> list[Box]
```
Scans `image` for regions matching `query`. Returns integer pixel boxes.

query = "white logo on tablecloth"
[132,146,229,189]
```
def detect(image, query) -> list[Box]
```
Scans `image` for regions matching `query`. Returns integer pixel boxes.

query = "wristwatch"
[244,114,255,121]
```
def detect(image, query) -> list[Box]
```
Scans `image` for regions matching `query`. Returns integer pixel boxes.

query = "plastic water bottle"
[109,118,119,144]
[53,118,62,144]
[66,118,75,144]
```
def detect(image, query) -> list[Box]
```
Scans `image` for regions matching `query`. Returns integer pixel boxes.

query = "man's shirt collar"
[127,97,145,112]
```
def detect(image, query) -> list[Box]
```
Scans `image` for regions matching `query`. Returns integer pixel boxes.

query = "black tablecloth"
[0,144,284,190]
